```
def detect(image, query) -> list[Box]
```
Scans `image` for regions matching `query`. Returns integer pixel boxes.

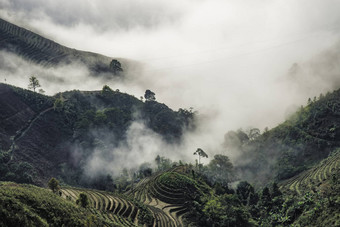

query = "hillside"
[0,165,253,227]
[231,89,340,185]
[1,83,340,226]
[2,159,338,227]
[0,83,195,187]
[0,182,116,227]
[0,18,127,77]
[279,150,340,196]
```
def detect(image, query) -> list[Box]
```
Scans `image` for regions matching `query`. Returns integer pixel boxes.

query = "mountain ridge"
[0,17,129,77]
[0,83,195,187]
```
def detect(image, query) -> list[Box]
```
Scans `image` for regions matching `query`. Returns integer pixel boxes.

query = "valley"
[0,7,340,226]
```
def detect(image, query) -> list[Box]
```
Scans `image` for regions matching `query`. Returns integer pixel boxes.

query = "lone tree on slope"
[76,193,89,208]
[28,75,41,92]
[48,177,60,193]
[194,148,208,167]
[144,89,156,101]
[109,59,123,74]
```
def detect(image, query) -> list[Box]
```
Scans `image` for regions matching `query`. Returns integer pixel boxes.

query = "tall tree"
[236,181,255,205]
[28,75,41,92]
[259,187,272,210]
[155,155,161,169]
[207,154,234,186]
[194,148,208,166]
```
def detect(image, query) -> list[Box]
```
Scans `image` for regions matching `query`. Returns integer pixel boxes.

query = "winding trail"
[7,106,54,163]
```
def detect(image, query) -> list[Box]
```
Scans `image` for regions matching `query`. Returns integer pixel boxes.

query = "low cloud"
[83,121,191,178]
[0,51,112,94]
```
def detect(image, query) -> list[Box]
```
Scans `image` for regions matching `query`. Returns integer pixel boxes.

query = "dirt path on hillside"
[7,106,54,163]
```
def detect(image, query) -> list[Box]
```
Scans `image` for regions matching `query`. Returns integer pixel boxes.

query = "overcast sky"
[1,0,340,153]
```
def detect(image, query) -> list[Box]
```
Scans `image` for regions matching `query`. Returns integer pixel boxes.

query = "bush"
[76,193,89,208]
[48,177,60,193]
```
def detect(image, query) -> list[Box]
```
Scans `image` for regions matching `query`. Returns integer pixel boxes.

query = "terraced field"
[126,166,195,227]
[279,151,340,195]
[60,166,194,227]
[0,18,124,75]
[61,188,139,226]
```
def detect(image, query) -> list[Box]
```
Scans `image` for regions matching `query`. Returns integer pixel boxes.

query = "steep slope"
[0,83,58,185]
[124,165,253,227]
[291,167,340,226]
[61,187,150,226]
[0,182,116,227]
[0,18,126,77]
[233,88,340,185]
[0,83,195,187]
[126,166,204,226]
[0,166,222,227]
[279,150,340,195]
[0,166,214,227]
[1,160,338,227]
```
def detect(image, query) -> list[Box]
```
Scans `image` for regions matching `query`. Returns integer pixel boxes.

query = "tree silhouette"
[38,88,45,94]
[194,148,208,166]
[109,59,123,74]
[28,75,41,92]
[144,89,156,101]
[248,128,260,141]
[76,193,89,208]
[208,154,234,185]
[236,181,255,205]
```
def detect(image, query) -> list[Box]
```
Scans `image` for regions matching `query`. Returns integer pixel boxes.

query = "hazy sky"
[1,0,340,163]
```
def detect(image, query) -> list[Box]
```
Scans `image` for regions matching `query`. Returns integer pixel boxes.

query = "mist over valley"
[0,1,340,226]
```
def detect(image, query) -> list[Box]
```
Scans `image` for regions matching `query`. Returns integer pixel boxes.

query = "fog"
[1,0,340,174]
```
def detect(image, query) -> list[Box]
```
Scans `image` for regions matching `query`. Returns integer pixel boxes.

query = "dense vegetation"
[223,89,340,185]
[0,83,195,188]
[0,150,339,226]
[0,182,115,226]
[0,84,55,184]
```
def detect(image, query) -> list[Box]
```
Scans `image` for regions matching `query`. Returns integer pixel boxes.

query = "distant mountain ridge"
[0,18,126,77]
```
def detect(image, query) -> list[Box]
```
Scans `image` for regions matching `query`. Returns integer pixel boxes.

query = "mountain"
[0,18,127,77]
[2,157,338,227]
[1,73,340,226]
[0,182,116,226]
[279,150,340,195]
[0,165,252,227]
[225,89,340,185]
[0,83,194,186]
